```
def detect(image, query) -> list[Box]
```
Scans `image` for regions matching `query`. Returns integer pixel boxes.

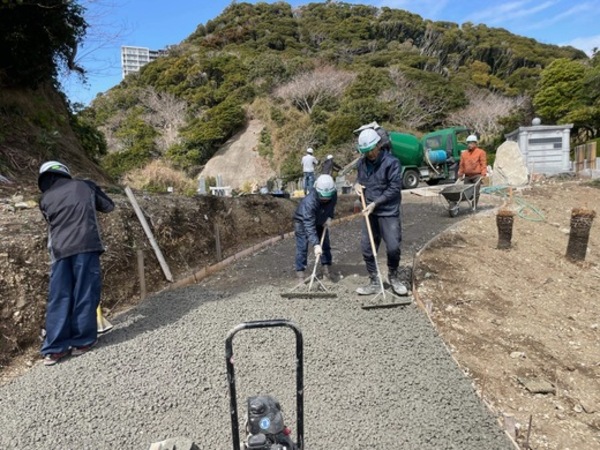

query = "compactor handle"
[225,320,304,450]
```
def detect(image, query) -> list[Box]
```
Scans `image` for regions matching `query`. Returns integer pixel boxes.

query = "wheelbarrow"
[439,177,481,217]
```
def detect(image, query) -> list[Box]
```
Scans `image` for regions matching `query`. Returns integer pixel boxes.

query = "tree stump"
[496,209,515,249]
[566,208,596,261]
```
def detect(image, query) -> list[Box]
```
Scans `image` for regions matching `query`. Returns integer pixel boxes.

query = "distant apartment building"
[120,46,168,78]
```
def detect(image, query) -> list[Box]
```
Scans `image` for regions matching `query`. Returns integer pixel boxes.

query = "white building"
[121,46,168,78]
[505,119,573,174]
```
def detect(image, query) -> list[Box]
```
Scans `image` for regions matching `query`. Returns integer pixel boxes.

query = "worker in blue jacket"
[38,161,115,366]
[355,128,407,296]
[293,174,337,281]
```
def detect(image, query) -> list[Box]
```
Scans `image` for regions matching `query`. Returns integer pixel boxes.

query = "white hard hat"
[327,154,333,160]
[357,128,381,153]
[38,160,72,191]
[314,174,336,199]
[39,160,71,177]
[306,148,314,154]
[466,135,478,143]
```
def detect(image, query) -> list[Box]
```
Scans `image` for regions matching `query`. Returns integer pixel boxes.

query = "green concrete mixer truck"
[354,123,471,189]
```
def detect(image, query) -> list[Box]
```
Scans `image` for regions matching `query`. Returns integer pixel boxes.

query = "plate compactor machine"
[225,320,304,450]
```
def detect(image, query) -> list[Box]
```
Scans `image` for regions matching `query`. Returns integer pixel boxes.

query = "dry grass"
[122,160,197,196]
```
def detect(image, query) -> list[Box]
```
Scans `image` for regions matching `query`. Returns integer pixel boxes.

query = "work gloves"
[324,217,332,228]
[354,184,363,196]
[362,202,377,216]
[314,245,323,258]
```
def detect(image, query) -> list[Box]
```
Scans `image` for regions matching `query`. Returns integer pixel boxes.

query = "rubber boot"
[356,274,380,295]
[296,270,305,281]
[388,269,408,296]
[321,265,331,281]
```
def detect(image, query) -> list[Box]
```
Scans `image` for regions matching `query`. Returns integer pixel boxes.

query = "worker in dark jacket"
[38,161,115,366]
[321,155,342,176]
[354,128,407,296]
[293,174,337,281]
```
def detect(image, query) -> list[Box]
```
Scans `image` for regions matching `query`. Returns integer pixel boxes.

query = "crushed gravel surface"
[0,195,514,449]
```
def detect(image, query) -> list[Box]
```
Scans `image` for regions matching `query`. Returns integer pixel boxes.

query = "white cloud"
[466,0,557,25]
[466,1,529,23]
[564,34,600,56]
[525,2,596,30]
[376,0,450,19]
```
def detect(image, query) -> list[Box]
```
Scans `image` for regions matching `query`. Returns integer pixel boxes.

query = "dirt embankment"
[0,186,357,370]
[414,180,600,450]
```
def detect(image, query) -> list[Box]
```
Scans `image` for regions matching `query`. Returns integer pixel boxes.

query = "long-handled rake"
[281,227,337,299]
[358,187,411,309]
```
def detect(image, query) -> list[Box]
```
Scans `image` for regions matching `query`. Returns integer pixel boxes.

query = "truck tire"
[402,170,420,190]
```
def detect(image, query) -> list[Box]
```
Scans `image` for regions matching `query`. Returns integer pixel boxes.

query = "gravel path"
[0,195,513,449]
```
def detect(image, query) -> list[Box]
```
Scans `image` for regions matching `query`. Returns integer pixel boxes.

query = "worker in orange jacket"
[459,135,487,179]
[458,134,487,204]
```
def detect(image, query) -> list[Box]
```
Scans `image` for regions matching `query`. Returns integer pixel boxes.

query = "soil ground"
[414,179,600,450]
[1,179,599,449]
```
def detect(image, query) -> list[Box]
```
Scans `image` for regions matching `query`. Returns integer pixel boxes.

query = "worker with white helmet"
[458,134,487,204]
[321,154,342,176]
[37,161,114,366]
[354,128,407,296]
[301,147,318,195]
[293,174,337,281]
[459,135,487,179]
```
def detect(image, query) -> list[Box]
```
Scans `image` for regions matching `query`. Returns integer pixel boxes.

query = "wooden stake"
[137,249,146,300]
[503,413,517,441]
[524,414,533,449]
[125,186,173,282]
[214,223,222,262]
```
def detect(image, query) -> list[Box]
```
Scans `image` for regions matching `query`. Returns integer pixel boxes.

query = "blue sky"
[62,0,600,106]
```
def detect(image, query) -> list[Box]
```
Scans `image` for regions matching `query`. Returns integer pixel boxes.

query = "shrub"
[102,147,152,180]
[327,114,361,145]
[122,160,197,196]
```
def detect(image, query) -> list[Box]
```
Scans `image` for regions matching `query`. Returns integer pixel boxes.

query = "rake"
[357,187,412,310]
[281,227,337,299]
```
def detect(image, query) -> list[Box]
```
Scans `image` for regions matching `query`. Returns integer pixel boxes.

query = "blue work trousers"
[361,215,402,276]
[294,221,331,272]
[41,252,102,355]
[303,172,315,195]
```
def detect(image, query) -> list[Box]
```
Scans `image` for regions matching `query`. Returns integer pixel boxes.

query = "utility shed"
[505,121,573,174]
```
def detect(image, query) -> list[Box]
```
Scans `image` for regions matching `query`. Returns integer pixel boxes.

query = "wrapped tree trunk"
[496,209,515,249]
[566,208,596,261]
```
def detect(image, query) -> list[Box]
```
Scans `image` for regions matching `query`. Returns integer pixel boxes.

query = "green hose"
[481,185,545,222]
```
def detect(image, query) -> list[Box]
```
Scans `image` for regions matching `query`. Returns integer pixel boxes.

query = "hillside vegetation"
[80,1,593,185]
[1,1,599,186]
[77,2,588,185]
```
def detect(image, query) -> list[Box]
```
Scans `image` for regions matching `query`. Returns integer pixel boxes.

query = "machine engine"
[244,396,296,450]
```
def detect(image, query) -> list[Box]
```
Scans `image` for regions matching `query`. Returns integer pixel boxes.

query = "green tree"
[533,59,586,122]
[534,58,600,139]
[0,0,87,87]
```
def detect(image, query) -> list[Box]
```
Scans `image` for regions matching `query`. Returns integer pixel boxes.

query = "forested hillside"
[1,1,599,186]
[81,1,596,185]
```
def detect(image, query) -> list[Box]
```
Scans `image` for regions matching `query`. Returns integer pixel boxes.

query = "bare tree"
[139,87,188,152]
[59,0,132,95]
[274,66,356,114]
[445,88,529,141]
[99,110,127,153]
[381,68,449,129]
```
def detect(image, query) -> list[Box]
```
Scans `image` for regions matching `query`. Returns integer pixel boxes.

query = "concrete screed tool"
[281,227,337,299]
[358,186,412,310]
